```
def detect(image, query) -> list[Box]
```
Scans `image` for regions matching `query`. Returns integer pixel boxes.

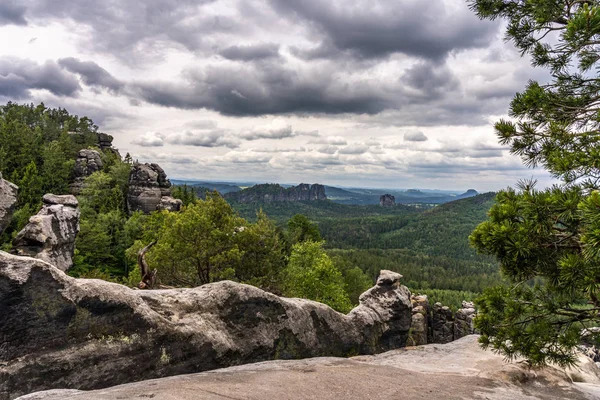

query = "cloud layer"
[0,0,554,190]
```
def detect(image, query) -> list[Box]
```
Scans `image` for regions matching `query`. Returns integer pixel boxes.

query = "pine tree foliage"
[469,0,600,366]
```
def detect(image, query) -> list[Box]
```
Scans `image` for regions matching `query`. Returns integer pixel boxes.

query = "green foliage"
[172,184,198,206]
[70,158,133,279]
[287,214,322,244]
[283,241,353,313]
[136,192,286,291]
[469,0,600,366]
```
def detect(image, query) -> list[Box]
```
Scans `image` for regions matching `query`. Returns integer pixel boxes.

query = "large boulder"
[70,149,103,194]
[11,195,80,271]
[0,260,412,399]
[0,176,18,235]
[127,163,180,214]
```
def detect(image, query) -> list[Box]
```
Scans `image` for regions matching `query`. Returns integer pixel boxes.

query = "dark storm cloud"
[0,2,27,26]
[402,62,460,98]
[0,58,80,99]
[130,63,392,116]
[58,58,124,92]
[22,0,225,57]
[271,0,499,60]
[220,43,280,61]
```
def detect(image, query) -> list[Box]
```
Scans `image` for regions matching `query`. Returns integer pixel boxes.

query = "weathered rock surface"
[431,302,454,344]
[11,195,80,271]
[454,301,476,340]
[70,149,103,194]
[0,259,412,399]
[18,336,600,400]
[225,183,327,204]
[127,163,178,214]
[409,294,429,346]
[157,196,183,212]
[0,176,18,234]
[379,194,395,207]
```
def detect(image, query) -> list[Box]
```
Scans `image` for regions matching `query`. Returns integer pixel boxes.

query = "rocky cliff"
[11,195,80,272]
[0,176,18,235]
[225,183,327,203]
[0,257,412,399]
[127,163,182,214]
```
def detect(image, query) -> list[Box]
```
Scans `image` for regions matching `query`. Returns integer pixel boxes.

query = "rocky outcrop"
[379,194,395,207]
[70,149,103,194]
[454,301,476,340]
[0,175,18,235]
[18,336,600,400]
[409,295,429,346]
[11,195,80,271]
[225,183,327,204]
[0,260,412,399]
[127,163,182,214]
[431,302,455,344]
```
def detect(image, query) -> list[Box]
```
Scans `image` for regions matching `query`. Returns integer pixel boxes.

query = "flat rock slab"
[19,337,600,400]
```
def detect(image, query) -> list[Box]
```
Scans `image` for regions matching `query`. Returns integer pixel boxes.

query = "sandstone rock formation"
[0,260,412,399]
[127,163,182,214]
[431,302,454,344]
[18,336,600,400]
[379,194,395,207]
[454,301,476,340]
[70,149,103,194]
[0,175,18,235]
[409,294,429,346]
[11,194,80,271]
[225,183,327,204]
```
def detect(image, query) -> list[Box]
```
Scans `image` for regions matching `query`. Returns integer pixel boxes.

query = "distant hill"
[225,183,327,204]
[324,185,479,205]
[171,180,242,194]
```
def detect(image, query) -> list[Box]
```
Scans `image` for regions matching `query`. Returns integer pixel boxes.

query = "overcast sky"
[0,0,555,191]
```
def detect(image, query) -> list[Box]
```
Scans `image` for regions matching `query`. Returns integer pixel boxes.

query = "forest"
[0,102,499,310]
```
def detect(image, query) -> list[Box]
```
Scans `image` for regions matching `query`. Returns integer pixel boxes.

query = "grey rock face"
[0,176,18,235]
[454,301,476,340]
[12,194,80,271]
[379,194,395,207]
[409,295,429,346]
[70,149,103,194]
[431,302,455,344]
[127,163,176,214]
[157,196,183,212]
[0,260,412,399]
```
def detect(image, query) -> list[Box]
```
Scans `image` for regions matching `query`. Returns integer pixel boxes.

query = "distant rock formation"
[12,194,80,271]
[225,183,327,203]
[70,149,103,194]
[0,175,18,235]
[0,262,411,398]
[127,163,182,214]
[379,194,395,207]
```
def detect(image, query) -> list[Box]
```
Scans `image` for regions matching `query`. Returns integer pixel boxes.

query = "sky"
[0,0,556,191]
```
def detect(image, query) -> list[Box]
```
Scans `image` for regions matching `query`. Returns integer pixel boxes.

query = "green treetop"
[469,0,600,366]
